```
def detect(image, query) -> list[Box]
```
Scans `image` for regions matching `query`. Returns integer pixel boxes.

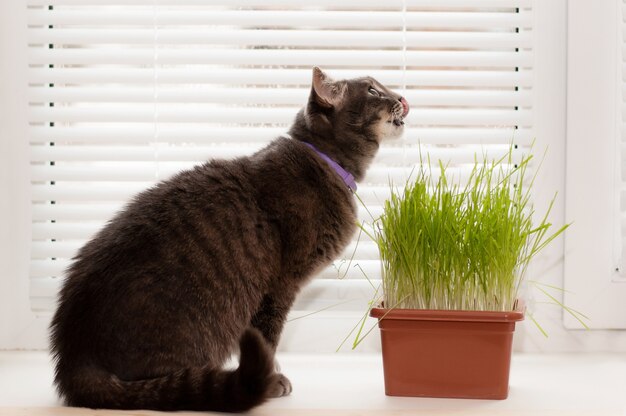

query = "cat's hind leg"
[250,289,297,397]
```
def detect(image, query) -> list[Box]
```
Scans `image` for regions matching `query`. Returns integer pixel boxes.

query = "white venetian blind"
[27,0,534,313]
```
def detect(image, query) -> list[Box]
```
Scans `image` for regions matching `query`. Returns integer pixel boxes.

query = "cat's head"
[290,67,409,181]
[305,67,409,143]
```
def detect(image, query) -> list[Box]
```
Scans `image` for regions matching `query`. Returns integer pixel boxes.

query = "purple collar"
[303,142,357,192]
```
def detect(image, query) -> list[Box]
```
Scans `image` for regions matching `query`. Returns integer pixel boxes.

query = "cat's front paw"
[267,373,292,398]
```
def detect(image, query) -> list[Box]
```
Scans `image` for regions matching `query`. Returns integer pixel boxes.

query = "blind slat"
[31,184,395,205]
[30,204,383,226]
[27,68,532,87]
[32,203,123,221]
[31,277,382,316]
[28,29,530,49]
[28,49,532,68]
[29,107,531,125]
[29,126,283,143]
[28,10,529,28]
[29,87,532,107]
[30,238,381,260]
[29,258,382,280]
[29,278,382,313]
[30,126,532,145]
[30,208,384,241]
[30,144,523,163]
[27,0,531,7]
[30,166,411,184]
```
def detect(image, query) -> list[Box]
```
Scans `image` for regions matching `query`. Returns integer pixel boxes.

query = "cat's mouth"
[387,98,409,127]
[386,111,405,127]
[387,112,405,127]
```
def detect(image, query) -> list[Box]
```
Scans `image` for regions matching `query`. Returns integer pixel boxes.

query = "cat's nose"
[399,97,410,117]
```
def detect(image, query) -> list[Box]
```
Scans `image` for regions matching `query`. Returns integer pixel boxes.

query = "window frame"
[0,0,45,349]
[4,0,626,352]
[562,0,626,329]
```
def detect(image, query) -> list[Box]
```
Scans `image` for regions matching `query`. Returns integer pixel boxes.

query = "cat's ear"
[311,67,345,108]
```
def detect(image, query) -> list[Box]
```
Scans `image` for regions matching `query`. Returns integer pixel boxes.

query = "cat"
[49,67,410,412]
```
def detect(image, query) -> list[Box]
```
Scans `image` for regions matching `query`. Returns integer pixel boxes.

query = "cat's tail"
[57,328,275,413]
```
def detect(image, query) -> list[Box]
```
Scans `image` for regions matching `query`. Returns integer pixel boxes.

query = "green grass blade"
[535,285,590,329]
[528,311,549,338]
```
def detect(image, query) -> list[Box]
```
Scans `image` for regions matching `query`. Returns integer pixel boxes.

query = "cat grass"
[366,146,569,312]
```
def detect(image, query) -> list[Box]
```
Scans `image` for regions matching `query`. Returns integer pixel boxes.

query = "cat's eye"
[368,87,380,97]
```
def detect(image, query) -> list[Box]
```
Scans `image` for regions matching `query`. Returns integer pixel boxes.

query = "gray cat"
[49,67,409,412]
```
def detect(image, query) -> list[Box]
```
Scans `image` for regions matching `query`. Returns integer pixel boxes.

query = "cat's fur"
[50,67,409,412]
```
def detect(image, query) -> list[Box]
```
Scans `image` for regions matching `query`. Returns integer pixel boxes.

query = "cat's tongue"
[400,97,410,118]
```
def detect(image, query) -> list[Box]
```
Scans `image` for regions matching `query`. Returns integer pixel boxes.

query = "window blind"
[27,0,534,313]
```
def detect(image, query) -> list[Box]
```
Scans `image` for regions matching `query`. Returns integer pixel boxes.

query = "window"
[3,0,537,349]
[563,0,626,329]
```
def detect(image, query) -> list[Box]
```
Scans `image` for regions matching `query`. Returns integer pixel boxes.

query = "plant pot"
[370,304,525,400]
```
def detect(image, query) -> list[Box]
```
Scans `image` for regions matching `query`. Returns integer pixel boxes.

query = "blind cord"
[401,0,408,173]
[152,2,160,181]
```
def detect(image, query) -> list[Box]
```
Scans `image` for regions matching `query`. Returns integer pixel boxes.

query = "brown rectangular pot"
[370,305,524,400]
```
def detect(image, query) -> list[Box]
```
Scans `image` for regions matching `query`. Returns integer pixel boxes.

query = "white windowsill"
[0,351,624,416]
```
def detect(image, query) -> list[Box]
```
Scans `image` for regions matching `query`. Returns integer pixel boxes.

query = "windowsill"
[0,351,624,415]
